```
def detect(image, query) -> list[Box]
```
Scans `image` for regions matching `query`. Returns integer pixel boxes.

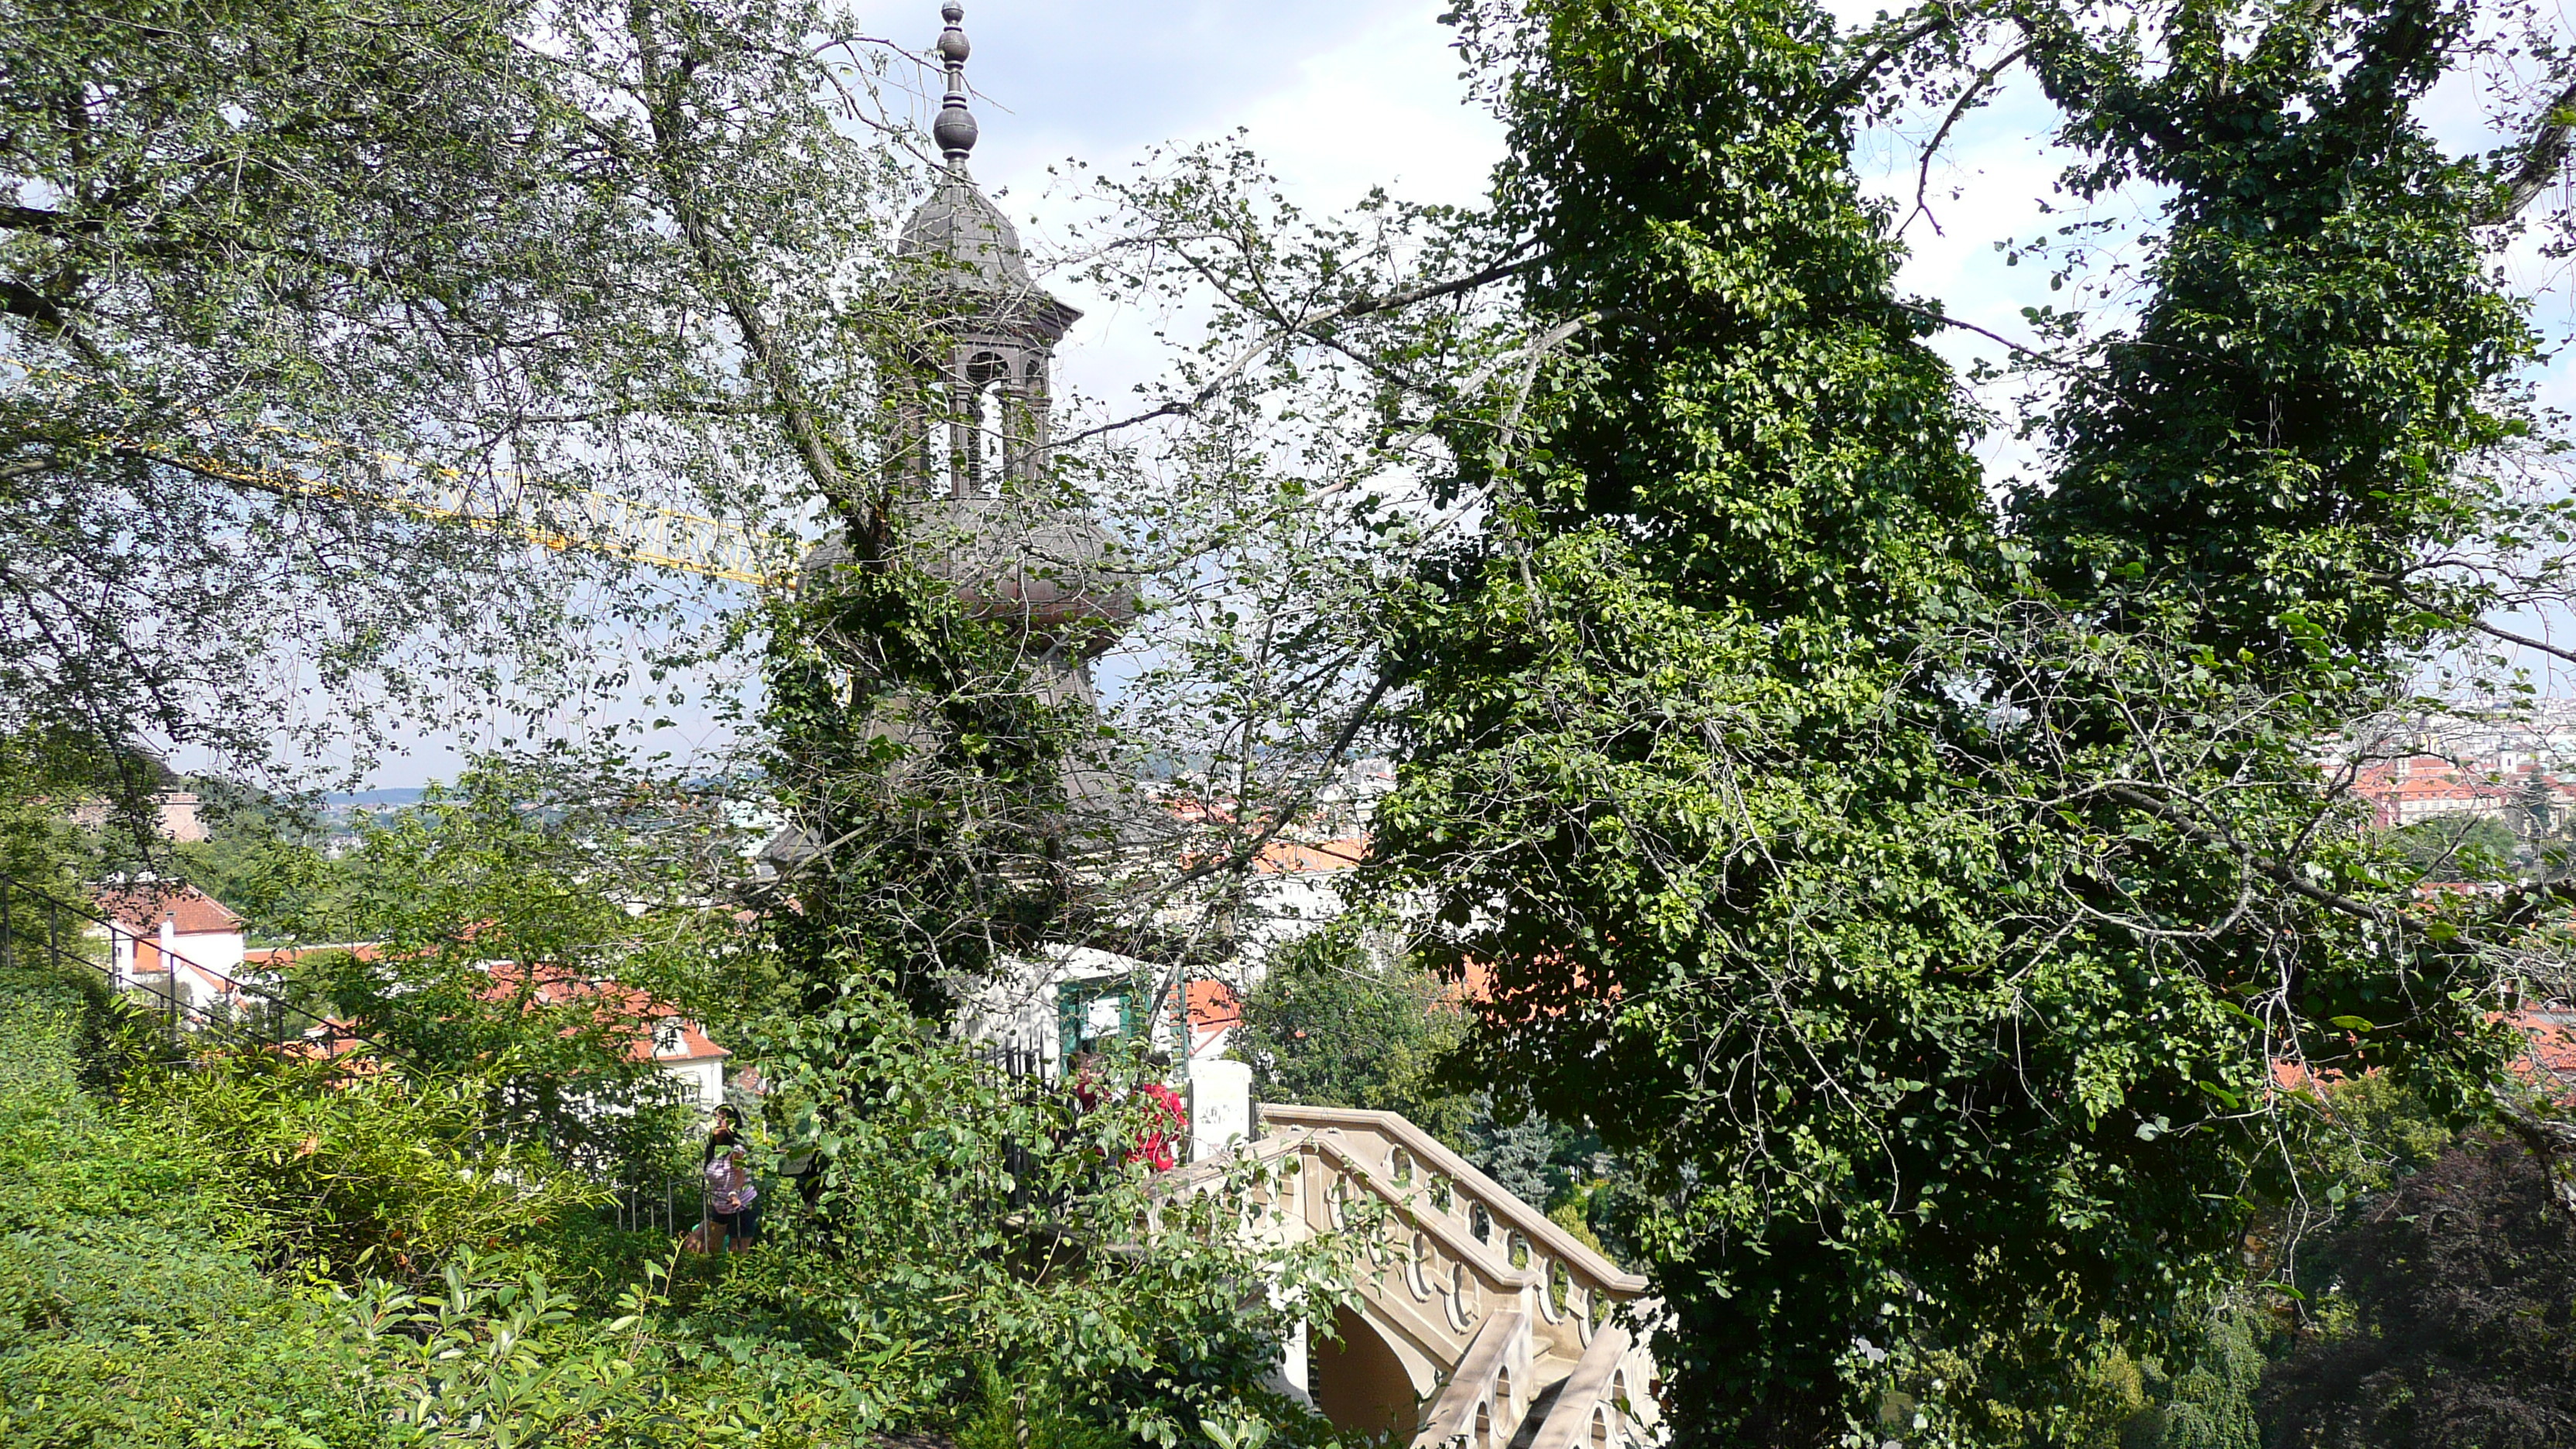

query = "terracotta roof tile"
[1250,837,1366,875]
[93,882,244,936]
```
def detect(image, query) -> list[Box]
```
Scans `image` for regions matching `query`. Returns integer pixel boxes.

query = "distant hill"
[326,789,430,809]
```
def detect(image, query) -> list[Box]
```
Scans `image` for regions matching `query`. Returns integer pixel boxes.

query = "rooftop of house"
[477,961,730,1064]
[93,881,244,936]
[242,942,385,967]
[1250,837,1367,875]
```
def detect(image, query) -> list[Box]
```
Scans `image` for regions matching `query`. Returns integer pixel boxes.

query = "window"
[975,379,1005,485]
[1057,976,1143,1057]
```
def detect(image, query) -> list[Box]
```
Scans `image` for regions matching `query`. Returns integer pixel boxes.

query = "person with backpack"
[701,1106,760,1252]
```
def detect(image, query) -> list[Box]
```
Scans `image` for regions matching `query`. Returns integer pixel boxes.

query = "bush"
[2262,1136,2576,1448]
[133,1056,598,1281]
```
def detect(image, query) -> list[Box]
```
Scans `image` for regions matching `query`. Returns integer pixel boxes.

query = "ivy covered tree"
[1355,0,2575,1441]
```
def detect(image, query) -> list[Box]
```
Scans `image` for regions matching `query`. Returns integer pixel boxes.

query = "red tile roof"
[1187,979,1241,1030]
[477,961,729,1064]
[2270,1007,2576,1105]
[257,954,727,1070]
[243,943,385,966]
[2516,1007,2576,1099]
[93,882,243,936]
[1250,837,1366,875]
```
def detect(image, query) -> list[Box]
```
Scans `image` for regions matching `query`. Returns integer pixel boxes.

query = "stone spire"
[932,2,978,167]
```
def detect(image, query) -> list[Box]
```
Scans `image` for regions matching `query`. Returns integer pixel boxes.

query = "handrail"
[1260,1103,1651,1293]
[1413,1310,1527,1447]
[0,870,400,1067]
[1525,1324,1639,1449]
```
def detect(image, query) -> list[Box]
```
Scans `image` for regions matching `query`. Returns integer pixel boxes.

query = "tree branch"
[2485,74,2576,224]
[1891,300,2074,370]
[2099,784,2392,924]
[1042,248,1543,452]
[1135,672,1396,1040]
[1817,5,1987,119]
[1899,44,2031,238]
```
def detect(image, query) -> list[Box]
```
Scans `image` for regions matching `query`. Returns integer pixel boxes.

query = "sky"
[329,0,2576,788]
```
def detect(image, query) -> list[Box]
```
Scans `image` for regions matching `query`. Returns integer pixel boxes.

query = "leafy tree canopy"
[1357,0,2574,1440]
[2264,1136,2576,1448]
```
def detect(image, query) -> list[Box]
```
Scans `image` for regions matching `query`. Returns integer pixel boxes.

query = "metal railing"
[0,869,397,1067]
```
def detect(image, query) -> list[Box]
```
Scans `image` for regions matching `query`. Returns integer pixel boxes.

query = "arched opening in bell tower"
[963,350,1011,494]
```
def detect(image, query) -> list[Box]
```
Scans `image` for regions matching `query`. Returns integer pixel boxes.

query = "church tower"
[808,2,1136,711]
[891,1,1083,498]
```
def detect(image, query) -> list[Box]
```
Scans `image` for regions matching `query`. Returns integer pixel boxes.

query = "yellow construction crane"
[5,358,796,588]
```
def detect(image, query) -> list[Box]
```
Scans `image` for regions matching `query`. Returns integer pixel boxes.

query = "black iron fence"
[0,869,396,1065]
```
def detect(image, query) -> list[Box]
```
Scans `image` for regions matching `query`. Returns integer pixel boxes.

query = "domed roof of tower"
[801,497,1140,658]
[898,1,1077,331]
[900,171,1039,296]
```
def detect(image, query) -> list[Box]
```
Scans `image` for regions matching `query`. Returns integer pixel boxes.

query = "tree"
[1357,0,2568,1440]
[2390,812,2521,882]
[1238,926,1612,1220]
[268,752,762,1180]
[1236,925,1466,1137]
[0,0,746,801]
[2263,1136,2576,1448]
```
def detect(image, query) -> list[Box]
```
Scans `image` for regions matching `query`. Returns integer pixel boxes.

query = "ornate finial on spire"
[932,2,978,167]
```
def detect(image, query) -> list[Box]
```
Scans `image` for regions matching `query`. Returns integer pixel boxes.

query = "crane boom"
[5,358,795,588]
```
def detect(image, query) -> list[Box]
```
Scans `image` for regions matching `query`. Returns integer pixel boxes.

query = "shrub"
[2262,1136,2576,1448]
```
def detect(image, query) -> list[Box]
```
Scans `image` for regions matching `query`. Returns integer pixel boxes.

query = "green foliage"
[954,1362,1136,1449]
[2262,1136,2576,1448]
[137,1057,598,1282]
[0,730,118,892]
[2387,813,2522,882]
[0,981,371,1447]
[0,923,1352,1446]
[1235,930,1610,1222]
[1237,927,1468,1142]
[753,981,1360,1444]
[759,543,1108,1021]
[171,786,363,944]
[265,754,762,1181]
[2150,1310,2263,1449]
[0,0,692,785]
[2009,0,2533,678]
[1376,0,2547,1441]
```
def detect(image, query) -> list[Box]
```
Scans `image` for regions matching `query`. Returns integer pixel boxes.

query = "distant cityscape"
[2345,701,2576,838]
